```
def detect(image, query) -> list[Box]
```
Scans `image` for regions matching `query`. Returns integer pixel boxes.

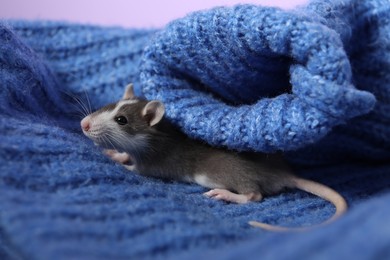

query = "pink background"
[1,0,308,28]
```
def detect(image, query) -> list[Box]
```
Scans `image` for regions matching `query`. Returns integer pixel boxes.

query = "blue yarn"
[139,1,385,161]
[1,0,390,259]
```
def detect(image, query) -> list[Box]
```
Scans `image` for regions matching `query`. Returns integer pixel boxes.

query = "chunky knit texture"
[1,0,390,259]
[140,0,388,163]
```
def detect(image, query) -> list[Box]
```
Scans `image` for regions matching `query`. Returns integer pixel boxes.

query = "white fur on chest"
[194,174,225,189]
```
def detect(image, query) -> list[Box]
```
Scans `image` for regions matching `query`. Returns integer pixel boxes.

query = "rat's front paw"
[104,149,131,164]
[103,149,136,171]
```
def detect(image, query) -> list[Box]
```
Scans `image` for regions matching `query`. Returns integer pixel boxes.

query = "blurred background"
[1,0,308,28]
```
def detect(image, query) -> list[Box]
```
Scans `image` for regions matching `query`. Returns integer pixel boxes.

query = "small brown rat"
[80,84,347,231]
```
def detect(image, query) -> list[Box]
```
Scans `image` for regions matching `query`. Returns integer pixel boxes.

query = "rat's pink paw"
[104,149,136,171]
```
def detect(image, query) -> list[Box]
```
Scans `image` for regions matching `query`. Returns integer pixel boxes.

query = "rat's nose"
[81,117,91,132]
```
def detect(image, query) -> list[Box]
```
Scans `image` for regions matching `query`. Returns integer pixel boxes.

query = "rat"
[80,84,347,231]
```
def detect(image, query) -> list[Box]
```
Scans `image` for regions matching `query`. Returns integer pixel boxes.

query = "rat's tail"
[249,177,348,232]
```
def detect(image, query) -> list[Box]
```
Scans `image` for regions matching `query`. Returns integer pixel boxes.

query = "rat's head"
[80,84,165,153]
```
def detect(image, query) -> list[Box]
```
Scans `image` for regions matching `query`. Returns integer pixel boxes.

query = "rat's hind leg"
[204,189,262,204]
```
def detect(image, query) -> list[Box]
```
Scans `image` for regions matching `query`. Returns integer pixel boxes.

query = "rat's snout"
[81,116,91,132]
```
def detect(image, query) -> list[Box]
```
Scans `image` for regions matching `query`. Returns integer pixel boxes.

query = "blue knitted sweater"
[1,0,390,259]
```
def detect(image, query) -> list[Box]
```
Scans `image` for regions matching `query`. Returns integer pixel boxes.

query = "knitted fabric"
[139,0,388,164]
[1,0,390,259]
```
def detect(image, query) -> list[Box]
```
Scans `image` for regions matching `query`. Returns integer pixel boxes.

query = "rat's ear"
[142,100,165,126]
[123,83,135,100]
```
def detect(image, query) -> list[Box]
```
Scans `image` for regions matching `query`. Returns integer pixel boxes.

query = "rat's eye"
[115,116,128,125]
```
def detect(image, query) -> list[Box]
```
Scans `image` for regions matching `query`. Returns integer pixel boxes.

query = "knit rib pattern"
[139,0,388,164]
[1,0,390,259]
